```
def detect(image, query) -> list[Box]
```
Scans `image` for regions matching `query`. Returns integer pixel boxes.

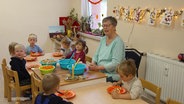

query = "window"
[81,0,107,30]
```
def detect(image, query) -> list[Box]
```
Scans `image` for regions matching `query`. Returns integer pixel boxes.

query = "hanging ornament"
[181,10,184,27]
[96,14,98,19]
[123,7,130,21]
[148,9,157,25]
[160,9,174,26]
[88,0,102,5]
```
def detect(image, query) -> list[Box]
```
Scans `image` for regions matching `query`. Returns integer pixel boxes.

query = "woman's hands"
[88,63,99,71]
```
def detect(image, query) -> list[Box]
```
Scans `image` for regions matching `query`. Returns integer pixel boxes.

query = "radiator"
[145,53,184,103]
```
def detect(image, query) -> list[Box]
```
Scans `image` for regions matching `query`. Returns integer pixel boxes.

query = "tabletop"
[68,82,148,104]
[26,53,106,89]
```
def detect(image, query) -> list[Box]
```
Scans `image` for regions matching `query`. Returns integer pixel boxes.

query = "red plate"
[24,56,37,62]
[107,86,126,94]
[55,90,76,99]
[52,52,63,57]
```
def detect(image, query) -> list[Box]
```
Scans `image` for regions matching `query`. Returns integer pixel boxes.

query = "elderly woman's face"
[102,21,115,36]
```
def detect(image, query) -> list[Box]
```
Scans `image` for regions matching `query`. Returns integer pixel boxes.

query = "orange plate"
[24,56,37,62]
[30,52,42,57]
[26,64,40,69]
[55,90,76,99]
[107,86,126,94]
[52,52,63,57]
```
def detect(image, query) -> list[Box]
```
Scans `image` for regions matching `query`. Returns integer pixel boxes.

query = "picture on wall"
[49,26,65,38]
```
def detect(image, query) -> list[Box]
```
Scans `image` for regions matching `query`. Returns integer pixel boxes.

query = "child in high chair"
[60,36,72,56]
[111,59,143,100]
[9,44,31,86]
[65,39,88,63]
[35,73,73,104]
[26,33,43,55]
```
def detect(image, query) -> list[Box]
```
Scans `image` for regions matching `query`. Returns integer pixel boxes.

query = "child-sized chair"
[31,73,43,104]
[1,58,8,98]
[166,98,181,104]
[6,66,31,104]
[140,78,161,104]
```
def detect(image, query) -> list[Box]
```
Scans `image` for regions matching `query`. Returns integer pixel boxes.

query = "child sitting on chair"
[26,33,43,55]
[65,39,88,63]
[35,73,73,104]
[60,36,72,56]
[111,59,143,100]
[10,44,31,86]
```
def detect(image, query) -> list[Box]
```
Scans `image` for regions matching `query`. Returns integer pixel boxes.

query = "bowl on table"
[58,59,76,69]
[40,59,57,68]
[39,65,55,75]
[67,63,86,75]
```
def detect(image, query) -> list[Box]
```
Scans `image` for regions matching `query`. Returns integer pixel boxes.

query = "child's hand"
[111,89,121,99]
[112,82,119,86]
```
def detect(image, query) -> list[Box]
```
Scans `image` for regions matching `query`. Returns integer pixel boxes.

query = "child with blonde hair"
[10,44,31,86]
[26,33,43,55]
[8,42,18,56]
[111,59,143,100]
[35,73,73,104]
[60,36,72,56]
[66,39,88,63]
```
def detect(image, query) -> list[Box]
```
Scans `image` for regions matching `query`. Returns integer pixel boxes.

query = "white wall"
[0,0,74,62]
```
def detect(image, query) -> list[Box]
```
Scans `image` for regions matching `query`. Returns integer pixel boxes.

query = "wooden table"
[69,82,148,104]
[26,53,106,89]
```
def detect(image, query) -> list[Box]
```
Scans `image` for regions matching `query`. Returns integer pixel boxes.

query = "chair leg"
[7,87,11,102]
[4,82,7,98]
[15,89,21,104]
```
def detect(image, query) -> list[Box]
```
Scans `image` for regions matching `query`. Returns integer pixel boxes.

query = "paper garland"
[88,0,102,5]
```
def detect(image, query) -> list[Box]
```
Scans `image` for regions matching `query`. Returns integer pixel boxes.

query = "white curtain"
[81,0,90,17]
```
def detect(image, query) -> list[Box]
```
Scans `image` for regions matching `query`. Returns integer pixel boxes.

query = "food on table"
[24,56,37,61]
[30,52,42,57]
[39,65,55,74]
[56,90,76,99]
[107,86,126,94]
[53,52,63,57]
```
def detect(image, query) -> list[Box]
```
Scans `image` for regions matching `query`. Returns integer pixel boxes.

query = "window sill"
[78,32,101,41]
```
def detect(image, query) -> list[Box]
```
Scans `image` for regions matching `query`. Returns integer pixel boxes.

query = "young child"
[8,42,18,57]
[9,44,31,86]
[35,73,73,104]
[26,33,43,55]
[111,59,143,100]
[65,39,88,63]
[60,36,72,56]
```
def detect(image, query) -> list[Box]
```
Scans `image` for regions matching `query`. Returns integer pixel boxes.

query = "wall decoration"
[148,9,157,26]
[49,26,65,38]
[88,0,102,5]
[112,6,183,27]
[160,9,174,26]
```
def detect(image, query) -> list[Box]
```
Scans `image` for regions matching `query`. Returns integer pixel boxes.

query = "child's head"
[116,59,136,82]
[61,37,71,49]
[75,39,88,54]
[9,42,18,56]
[28,33,37,45]
[14,44,26,59]
[42,73,60,94]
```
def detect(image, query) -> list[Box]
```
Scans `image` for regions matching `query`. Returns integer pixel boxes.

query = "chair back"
[140,78,161,104]
[125,48,143,77]
[166,98,181,104]
[85,56,92,63]
[1,58,8,98]
[31,73,43,104]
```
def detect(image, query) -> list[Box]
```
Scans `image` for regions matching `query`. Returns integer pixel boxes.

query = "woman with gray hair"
[89,16,125,82]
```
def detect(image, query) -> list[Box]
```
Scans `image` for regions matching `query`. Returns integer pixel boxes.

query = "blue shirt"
[93,35,125,81]
[26,45,43,55]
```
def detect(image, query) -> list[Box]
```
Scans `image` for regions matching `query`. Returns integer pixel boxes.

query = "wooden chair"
[166,98,181,104]
[85,55,92,63]
[125,48,144,77]
[31,73,43,104]
[140,78,161,104]
[5,66,31,104]
[1,58,8,98]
